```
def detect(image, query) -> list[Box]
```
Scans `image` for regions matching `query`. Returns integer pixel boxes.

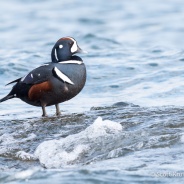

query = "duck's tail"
[0,81,21,103]
[0,94,15,103]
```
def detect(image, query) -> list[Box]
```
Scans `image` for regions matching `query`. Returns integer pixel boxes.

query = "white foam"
[86,117,122,137]
[0,131,37,156]
[13,168,39,180]
[34,117,122,168]
[180,134,184,143]
[16,151,37,161]
[0,133,17,145]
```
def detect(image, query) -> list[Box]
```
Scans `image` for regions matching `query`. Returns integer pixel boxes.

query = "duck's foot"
[42,113,48,117]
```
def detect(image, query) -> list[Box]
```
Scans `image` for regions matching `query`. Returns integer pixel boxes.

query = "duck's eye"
[59,45,63,49]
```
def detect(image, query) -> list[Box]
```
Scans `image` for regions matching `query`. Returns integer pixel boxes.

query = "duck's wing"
[5,62,75,86]
[20,65,53,85]
[6,64,53,86]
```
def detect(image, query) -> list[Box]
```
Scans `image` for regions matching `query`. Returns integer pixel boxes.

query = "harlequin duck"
[0,37,87,116]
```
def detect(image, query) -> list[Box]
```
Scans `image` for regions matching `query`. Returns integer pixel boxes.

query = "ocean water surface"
[1,0,184,183]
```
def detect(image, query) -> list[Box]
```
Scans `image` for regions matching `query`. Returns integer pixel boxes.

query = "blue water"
[1,0,184,183]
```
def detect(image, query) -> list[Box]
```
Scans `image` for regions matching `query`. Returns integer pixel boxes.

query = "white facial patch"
[54,67,74,85]
[55,49,58,61]
[71,40,78,53]
[59,45,63,49]
[66,37,78,53]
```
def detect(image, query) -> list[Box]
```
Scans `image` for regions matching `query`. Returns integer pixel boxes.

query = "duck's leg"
[55,103,61,116]
[41,103,47,117]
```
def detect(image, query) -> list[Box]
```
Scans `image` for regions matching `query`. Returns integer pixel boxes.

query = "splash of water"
[34,117,122,168]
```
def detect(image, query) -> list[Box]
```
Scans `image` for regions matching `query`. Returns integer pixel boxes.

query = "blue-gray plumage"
[0,37,87,116]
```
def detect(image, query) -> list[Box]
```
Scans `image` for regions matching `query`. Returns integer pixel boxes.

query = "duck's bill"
[76,46,88,54]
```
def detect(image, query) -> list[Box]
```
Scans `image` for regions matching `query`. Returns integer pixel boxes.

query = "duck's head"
[51,37,86,62]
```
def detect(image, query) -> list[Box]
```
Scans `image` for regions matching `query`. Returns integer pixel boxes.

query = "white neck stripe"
[59,60,83,64]
[55,49,58,61]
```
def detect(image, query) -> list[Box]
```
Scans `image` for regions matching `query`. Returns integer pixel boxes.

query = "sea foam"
[34,117,122,168]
